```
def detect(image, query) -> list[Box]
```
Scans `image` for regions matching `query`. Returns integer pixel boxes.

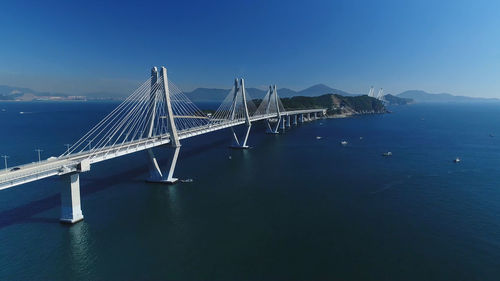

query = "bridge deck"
[0,109,325,190]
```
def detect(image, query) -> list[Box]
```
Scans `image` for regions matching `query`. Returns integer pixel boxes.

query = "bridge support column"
[230,124,251,149]
[281,116,286,130]
[286,115,291,128]
[294,115,298,125]
[265,119,279,134]
[307,113,311,121]
[60,173,84,224]
[147,149,163,182]
[165,146,180,183]
[299,114,303,123]
[241,124,251,148]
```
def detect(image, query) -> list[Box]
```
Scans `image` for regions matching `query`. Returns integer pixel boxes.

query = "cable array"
[167,79,210,131]
[60,75,208,160]
[60,74,282,161]
[254,86,284,116]
[210,84,257,125]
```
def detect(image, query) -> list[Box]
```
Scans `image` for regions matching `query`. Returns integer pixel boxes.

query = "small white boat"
[340,141,348,145]
[359,137,363,140]
[382,152,392,156]
[181,179,194,183]
[316,136,322,140]
[453,157,460,163]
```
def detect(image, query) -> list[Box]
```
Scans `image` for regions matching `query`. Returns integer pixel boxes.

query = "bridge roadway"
[0,109,325,190]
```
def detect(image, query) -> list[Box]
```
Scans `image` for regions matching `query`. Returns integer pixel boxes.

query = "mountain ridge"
[398,90,499,103]
[2,84,498,103]
[183,84,356,102]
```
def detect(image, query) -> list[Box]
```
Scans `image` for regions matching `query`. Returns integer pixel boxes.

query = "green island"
[274,94,388,117]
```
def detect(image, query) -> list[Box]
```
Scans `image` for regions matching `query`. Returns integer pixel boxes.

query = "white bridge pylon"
[210,78,256,149]
[0,66,326,224]
[254,85,285,134]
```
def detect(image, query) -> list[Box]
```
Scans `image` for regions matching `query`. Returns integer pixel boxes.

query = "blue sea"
[0,101,500,280]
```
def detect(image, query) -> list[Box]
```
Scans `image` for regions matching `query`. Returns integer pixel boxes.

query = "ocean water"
[0,102,500,280]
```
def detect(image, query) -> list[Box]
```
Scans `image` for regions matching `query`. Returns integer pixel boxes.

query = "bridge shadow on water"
[0,138,230,230]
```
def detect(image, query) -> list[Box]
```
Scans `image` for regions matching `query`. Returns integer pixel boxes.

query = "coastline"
[326,110,389,119]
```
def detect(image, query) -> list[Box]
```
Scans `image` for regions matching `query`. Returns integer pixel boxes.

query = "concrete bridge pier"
[286,115,291,128]
[281,116,286,130]
[307,113,311,121]
[60,172,84,224]
[165,146,180,183]
[230,124,251,149]
[240,124,252,148]
[299,114,304,123]
[265,119,278,134]
[294,115,298,125]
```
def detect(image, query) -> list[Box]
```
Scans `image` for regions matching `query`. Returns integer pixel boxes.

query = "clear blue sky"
[0,0,499,97]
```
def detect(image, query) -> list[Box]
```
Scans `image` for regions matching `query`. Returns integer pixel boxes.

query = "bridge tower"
[162,66,181,183]
[376,88,384,100]
[146,66,181,183]
[368,86,374,97]
[229,78,252,149]
[265,85,282,134]
[146,67,164,182]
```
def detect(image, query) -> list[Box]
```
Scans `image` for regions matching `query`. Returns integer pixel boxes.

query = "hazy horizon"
[3,82,496,100]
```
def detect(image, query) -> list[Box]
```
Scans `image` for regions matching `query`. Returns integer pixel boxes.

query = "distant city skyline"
[0,0,499,97]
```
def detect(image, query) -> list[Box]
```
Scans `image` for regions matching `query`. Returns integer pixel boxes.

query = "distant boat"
[359,137,363,140]
[180,179,193,183]
[382,152,392,156]
[316,136,322,140]
[453,157,460,163]
[341,141,348,145]
[489,134,494,137]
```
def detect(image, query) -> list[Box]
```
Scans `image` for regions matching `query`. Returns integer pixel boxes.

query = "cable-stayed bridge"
[368,86,385,102]
[0,67,326,224]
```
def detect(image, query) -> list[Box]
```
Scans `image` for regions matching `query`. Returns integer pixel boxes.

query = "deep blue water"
[0,101,500,280]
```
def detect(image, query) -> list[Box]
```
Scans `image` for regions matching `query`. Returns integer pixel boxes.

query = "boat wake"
[370,180,405,194]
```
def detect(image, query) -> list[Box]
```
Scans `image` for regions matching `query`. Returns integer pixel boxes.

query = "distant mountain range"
[397,90,499,103]
[0,85,68,98]
[186,86,500,103]
[383,94,414,105]
[2,83,499,104]
[184,84,355,102]
[0,85,86,101]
